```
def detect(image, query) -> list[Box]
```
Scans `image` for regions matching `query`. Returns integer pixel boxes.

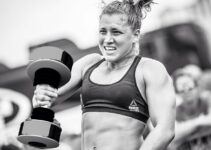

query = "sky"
[0,0,196,68]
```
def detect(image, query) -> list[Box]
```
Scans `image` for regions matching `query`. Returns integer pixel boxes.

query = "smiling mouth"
[104,46,116,51]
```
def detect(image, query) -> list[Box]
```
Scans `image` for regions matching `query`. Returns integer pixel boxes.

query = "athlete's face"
[98,14,138,62]
[175,75,198,103]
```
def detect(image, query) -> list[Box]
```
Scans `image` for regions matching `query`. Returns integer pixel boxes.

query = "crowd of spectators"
[169,64,211,150]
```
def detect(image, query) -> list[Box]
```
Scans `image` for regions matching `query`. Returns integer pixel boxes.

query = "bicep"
[58,60,83,96]
[144,62,176,127]
[59,53,102,95]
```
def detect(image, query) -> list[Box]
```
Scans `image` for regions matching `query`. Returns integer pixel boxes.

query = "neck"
[106,54,137,70]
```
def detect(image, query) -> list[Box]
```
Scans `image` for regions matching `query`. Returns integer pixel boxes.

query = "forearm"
[51,82,80,107]
[140,126,174,150]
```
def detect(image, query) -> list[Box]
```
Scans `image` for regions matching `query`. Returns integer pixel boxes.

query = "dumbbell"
[17,46,73,148]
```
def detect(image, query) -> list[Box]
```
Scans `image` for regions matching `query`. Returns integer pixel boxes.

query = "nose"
[104,33,114,44]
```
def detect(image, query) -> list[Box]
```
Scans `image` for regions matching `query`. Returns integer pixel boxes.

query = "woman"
[33,0,176,150]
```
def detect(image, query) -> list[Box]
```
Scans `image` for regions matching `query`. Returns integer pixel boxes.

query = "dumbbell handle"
[34,68,61,89]
[33,87,55,109]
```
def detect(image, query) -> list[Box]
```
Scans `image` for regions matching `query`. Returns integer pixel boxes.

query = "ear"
[133,29,140,43]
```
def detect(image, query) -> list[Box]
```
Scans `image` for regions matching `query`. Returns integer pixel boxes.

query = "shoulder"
[73,53,103,69]
[75,53,102,65]
[140,57,167,71]
[139,57,171,82]
[72,53,103,77]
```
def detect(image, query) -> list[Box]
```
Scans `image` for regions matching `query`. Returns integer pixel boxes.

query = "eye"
[112,30,122,35]
[99,29,106,35]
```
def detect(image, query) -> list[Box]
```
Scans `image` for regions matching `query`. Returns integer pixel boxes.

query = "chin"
[103,54,119,62]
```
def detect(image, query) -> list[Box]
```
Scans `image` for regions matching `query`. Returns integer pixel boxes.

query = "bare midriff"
[81,112,146,150]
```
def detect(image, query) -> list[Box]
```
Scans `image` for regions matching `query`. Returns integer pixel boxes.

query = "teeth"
[104,46,116,51]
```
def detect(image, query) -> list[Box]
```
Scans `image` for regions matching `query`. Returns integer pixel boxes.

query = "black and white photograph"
[0,0,211,150]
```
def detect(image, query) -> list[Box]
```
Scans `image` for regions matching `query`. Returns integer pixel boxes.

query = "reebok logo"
[129,99,140,112]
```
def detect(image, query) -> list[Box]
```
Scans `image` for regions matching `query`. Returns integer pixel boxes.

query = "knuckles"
[33,87,57,108]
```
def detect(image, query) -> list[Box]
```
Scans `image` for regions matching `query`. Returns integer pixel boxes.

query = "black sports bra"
[81,56,149,123]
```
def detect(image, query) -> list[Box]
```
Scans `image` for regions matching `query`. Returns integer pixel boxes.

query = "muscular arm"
[53,53,102,106]
[33,53,102,108]
[140,59,176,150]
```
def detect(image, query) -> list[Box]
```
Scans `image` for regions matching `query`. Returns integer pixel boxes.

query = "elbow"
[158,125,175,143]
[164,127,175,144]
[154,123,175,143]
[168,129,175,142]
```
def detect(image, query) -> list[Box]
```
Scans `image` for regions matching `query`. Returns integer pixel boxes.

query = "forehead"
[99,14,129,28]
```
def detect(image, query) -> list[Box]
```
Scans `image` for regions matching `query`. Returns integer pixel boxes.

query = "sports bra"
[80,56,149,123]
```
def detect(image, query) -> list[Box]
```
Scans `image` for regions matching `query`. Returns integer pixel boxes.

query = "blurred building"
[140,0,211,74]
[140,22,211,74]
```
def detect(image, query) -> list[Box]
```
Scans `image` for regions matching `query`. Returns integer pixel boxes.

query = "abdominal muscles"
[81,112,146,150]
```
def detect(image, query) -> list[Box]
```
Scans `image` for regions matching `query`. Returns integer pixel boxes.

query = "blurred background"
[0,0,211,149]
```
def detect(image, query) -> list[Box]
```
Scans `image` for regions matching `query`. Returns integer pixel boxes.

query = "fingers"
[33,84,58,108]
[35,85,58,97]
[37,101,52,108]
[33,94,56,108]
[35,84,58,98]
[36,93,55,101]
[36,84,57,92]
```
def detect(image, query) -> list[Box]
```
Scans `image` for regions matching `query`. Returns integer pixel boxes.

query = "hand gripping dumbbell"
[17,46,73,148]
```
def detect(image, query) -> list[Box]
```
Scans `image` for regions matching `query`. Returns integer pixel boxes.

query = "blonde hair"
[100,0,154,31]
